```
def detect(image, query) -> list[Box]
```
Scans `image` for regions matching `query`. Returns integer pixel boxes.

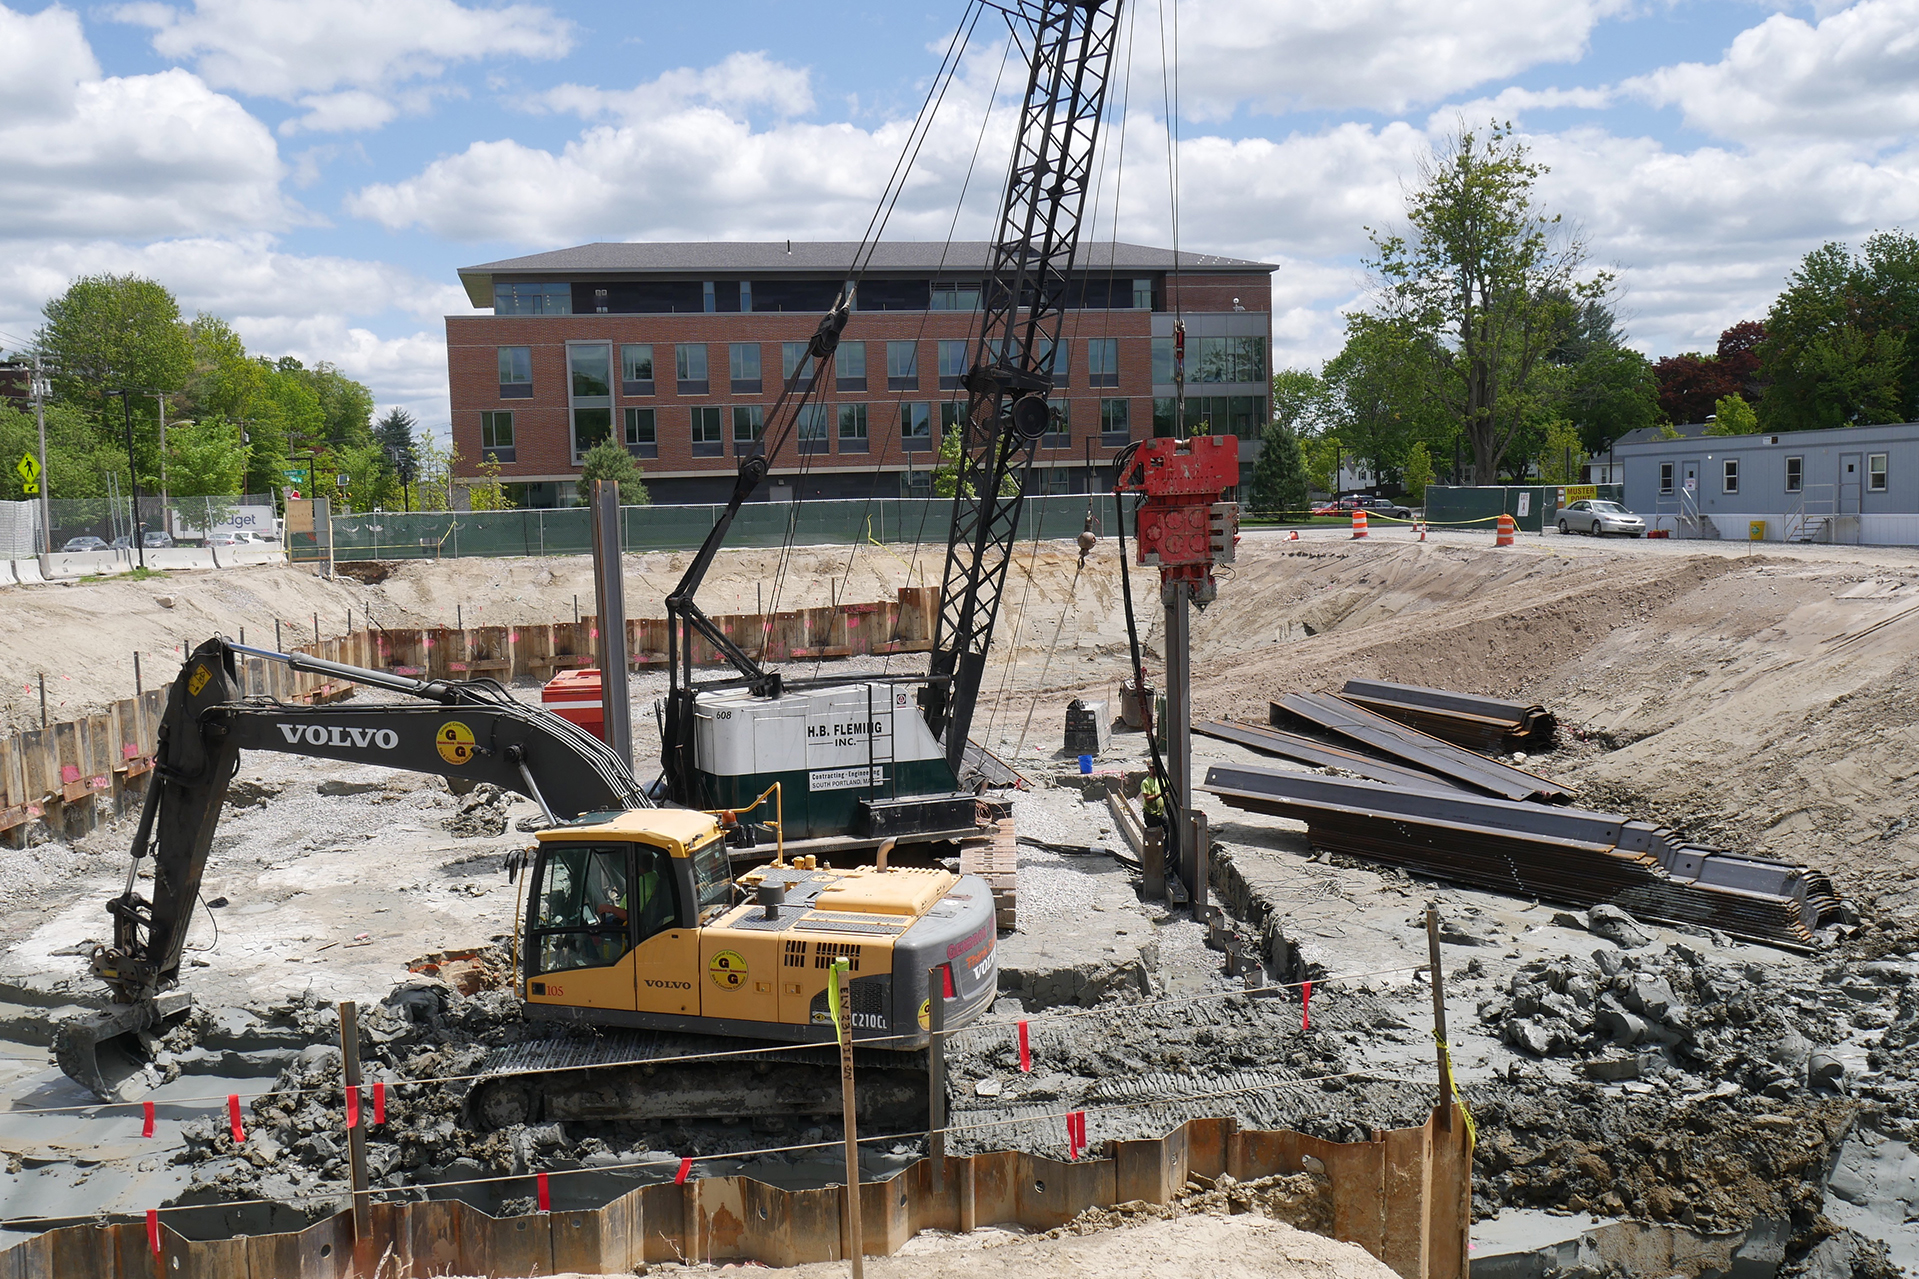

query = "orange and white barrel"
[1495,514,1515,547]
[1351,510,1368,539]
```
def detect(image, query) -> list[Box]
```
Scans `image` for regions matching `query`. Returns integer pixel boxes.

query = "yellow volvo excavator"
[58,637,998,1126]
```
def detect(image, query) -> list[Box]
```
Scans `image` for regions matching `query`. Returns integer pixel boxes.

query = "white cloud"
[0,5,288,241]
[1624,0,1919,144]
[540,51,815,121]
[115,0,573,132]
[1162,0,1627,118]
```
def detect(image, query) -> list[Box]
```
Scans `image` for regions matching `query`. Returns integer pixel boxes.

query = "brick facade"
[445,244,1274,503]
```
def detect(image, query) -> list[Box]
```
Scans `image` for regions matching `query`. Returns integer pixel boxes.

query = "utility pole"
[30,355,50,555]
[109,389,146,570]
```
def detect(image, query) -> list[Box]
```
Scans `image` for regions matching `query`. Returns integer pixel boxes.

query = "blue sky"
[3,0,1916,438]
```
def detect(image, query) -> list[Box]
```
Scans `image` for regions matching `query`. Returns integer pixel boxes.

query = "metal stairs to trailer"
[1789,514,1830,544]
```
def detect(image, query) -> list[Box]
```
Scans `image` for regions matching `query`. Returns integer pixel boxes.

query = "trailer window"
[1785,456,1802,494]
[1660,463,1674,495]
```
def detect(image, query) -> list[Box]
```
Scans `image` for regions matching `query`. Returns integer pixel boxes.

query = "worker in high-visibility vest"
[1139,770,1166,831]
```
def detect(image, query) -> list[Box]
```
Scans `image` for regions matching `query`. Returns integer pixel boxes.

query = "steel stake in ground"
[833,959,864,1276]
[1425,907,1452,1131]
[338,1001,373,1235]
[928,964,946,1192]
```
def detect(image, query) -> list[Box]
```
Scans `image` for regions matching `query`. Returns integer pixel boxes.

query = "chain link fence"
[313,496,1120,562]
[32,495,278,550]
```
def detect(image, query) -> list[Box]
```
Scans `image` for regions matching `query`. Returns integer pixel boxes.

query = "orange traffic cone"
[1495,514,1515,547]
[1417,520,1427,542]
[1351,510,1368,539]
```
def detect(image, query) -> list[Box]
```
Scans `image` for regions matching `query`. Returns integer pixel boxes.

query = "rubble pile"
[443,783,510,838]
[1050,1169,1333,1238]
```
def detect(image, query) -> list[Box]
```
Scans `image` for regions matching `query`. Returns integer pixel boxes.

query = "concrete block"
[147,547,217,571]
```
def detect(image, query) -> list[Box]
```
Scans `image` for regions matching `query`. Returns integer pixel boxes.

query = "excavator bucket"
[51,993,193,1101]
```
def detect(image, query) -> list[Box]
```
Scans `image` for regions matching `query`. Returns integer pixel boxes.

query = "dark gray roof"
[1613,421,1714,446]
[460,240,1273,278]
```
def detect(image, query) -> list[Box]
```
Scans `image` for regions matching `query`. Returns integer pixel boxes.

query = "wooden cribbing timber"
[0,588,940,847]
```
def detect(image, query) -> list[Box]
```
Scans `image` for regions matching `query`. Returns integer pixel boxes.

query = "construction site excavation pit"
[4,529,1919,1277]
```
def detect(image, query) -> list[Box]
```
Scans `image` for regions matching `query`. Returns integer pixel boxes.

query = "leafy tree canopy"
[1758,231,1919,430]
[577,438,651,505]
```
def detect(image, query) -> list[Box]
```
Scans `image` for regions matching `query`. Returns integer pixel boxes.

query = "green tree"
[164,417,249,496]
[577,437,651,505]
[37,274,192,405]
[930,423,1019,499]
[1270,368,1333,435]
[1248,421,1310,514]
[1706,393,1759,436]
[0,402,117,500]
[465,450,516,511]
[375,407,419,483]
[1759,233,1918,430]
[1365,123,1608,483]
[1322,315,1446,485]
[1537,420,1586,483]
[1402,441,1435,502]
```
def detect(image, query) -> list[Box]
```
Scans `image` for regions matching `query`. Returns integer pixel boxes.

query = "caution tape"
[1433,1031,1477,1154]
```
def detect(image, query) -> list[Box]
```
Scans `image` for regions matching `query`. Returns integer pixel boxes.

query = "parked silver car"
[1556,499,1646,537]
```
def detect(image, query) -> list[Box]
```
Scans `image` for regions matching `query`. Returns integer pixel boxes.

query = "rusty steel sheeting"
[1270,694,1572,804]
[1339,679,1556,754]
[0,1109,1471,1279]
[1202,764,1844,951]
[1193,720,1470,794]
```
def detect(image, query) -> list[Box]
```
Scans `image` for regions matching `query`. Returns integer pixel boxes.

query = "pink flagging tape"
[147,1208,160,1255]
[1302,980,1313,1032]
[1017,1020,1032,1073]
[142,1100,154,1138]
[227,1094,245,1143]
[675,1157,693,1184]
[345,1084,360,1130]
[373,1081,386,1125]
[536,1171,551,1212]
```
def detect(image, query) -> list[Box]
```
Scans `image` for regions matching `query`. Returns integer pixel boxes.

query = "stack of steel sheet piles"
[1192,719,1470,793]
[1338,678,1557,753]
[1269,693,1572,803]
[1201,764,1846,950]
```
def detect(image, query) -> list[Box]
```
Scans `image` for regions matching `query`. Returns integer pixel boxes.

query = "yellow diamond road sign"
[16,454,40,494]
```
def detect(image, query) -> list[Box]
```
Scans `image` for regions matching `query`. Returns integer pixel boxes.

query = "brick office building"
[447,242,1275,506]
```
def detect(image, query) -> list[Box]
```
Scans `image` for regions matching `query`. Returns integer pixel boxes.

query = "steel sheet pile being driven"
[1202,764,1847,949]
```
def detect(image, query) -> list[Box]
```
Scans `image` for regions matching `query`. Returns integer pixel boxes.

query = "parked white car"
[1556,500,1646,537]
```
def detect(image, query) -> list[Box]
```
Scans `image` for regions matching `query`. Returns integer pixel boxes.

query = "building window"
[1193,336,1266,384]
[493,281,571,315]
[479,411,516,463]
[838,403,869,453]
[1100,398,1130,443]
[1660,462,1674,494]
[1151,395,1264,439]
[676,344,709,395]
[739,281,753,311]
[904,468,931,495]
[1087,338,1119,388]
[1785,456,1802,494]
[837,342,866,392]
[568,342,613,463]
[624,408,657,459]
[1870,453,1888,492]
[1152,337,1175,384]
[620,344,654,395]
[887,341,918,390]
[797,404,829,454]
[781,341,815,387]
[1132,278,1153,310]
[1038,338,1067,387]
[1041,400,1069,449]
[729,343,761,394]
[702,281,716,313]
[690,406,723,457]
[940,402,967,441]
[930,281,980,311]
[1723,458,1739,494]
[938,340,969,390]
[901,402,932,451]
[591,286,608,314]
[732,405,764,457]
[498,346,533,398]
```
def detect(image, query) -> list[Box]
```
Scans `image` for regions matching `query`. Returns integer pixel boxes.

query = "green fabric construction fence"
[299,496,1120,562]
[1420,484,1624,534]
